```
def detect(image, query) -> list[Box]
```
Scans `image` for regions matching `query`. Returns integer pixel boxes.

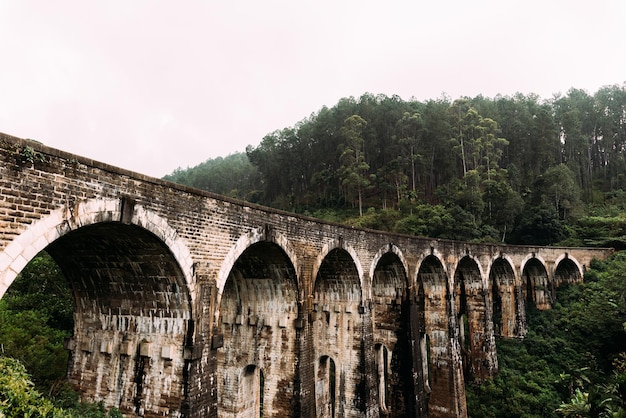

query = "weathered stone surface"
[0,134,614,417]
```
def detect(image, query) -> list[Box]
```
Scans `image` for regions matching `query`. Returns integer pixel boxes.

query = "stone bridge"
[0,134,613,417]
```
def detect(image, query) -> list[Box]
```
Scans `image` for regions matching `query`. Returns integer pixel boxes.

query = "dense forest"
[165,85,626,247]
[2,85,626,416]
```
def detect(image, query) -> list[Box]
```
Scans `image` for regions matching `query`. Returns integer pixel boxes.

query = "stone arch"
[0,198,195,303]
[215,227,300,320]
[368,243,410,299]
[553,254,584,286]
[312,246,363,417]
[521,255,551,310]
[217,239,299,417]
[312,239,365,302]
[370,246,415,416]
[453,255,496,381]
[0,197,195,416]
[488,255,518,338]
[416,254,466,417]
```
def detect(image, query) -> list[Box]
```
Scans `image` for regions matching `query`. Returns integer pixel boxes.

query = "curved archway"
[371,250,415,416]
[454,255,495,381]
[368,244,409,298]
[50,222,191,415]
[0,199,194,416]
[416,254,464,415]
[522,257,551,310]
[312,241,365,302]
[0,198,195,302]
[313,247,363,417]
[489,257,518,337]
[554,255,583,286]
[215,228,300,315]
[217,241,299,418]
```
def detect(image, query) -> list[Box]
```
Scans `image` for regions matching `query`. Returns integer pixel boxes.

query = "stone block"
[140,341,152,357]
[120,341,133,356]
[100,339,113,354]
[161,345,174,360]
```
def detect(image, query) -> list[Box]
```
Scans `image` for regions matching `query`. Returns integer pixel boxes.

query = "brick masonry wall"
[0,134,614,417]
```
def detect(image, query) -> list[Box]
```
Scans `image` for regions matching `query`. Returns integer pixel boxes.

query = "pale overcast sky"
[0,1,624,178]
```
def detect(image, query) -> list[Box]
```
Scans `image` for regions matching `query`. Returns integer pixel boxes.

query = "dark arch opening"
[554,257,582,286]
[523,258,551,310]
[417,255,458,414]
[454,256,486,381]
[239,365,264,418]
[489,258,517,337]
[2,222,193,416]
[372,252,416,417]
[218,241,299,417]
[313,248,362,416]
[316,355,337,418]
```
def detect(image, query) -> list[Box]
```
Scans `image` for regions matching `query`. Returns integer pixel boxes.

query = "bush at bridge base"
[0,357,123,418]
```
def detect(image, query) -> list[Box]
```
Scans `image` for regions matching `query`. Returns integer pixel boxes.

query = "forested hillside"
[3,85,626,416]
[165,85,626,247]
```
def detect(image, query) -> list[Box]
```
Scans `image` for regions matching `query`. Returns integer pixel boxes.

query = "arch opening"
[554,257,582,286]
[0,251,73,395]
[217,241,299,418]
[14,222,193,417]
[313,248,362,416]
[489,258,517,338]
[372,252,415,416]
[236,365,264,418]
[523,258,551,310]
[417,255,456,414]
[454,256,491,381]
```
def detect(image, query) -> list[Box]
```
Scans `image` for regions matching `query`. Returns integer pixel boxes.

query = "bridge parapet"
[0,133,613,417]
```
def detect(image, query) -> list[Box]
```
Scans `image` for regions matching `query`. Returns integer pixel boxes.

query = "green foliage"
[161,87,626,245]
[392,204,454,237]
[0,307,70,390]
[0,356,63,417]
[0,357,123,417]
[0,252,123,417]
[163,152,262,202]
[0,252,72,392]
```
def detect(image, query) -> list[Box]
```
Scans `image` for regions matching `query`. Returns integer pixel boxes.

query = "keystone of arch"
[0,198,196,304]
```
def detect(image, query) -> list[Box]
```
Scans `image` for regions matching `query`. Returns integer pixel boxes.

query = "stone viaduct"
[0,133,613,417]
